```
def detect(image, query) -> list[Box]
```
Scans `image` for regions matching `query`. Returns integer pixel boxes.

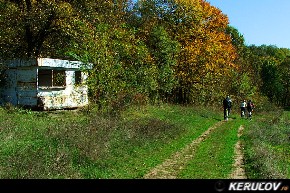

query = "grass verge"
[0,104,221,178]
[242,109,290,178]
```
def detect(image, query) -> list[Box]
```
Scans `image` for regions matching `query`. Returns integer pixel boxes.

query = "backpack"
[247,101,253,110]
[227,98,232,108]
[223,98,231,108]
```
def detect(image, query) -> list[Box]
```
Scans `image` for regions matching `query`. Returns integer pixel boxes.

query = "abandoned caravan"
[0,58,91,110]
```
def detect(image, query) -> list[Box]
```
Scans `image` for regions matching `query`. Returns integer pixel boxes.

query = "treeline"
[0,0,289,111]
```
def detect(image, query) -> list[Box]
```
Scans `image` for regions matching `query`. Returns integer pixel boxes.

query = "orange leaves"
[153,0,238,103]
[171,0,237,88]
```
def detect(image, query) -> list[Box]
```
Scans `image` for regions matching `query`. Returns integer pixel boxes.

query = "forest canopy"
[1,0,290,110]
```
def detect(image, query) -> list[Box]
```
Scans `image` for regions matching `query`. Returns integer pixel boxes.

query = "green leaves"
[148,26,180,99]
[1,0,290,109]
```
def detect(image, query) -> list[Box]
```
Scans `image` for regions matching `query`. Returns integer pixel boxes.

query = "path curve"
[143,120,226,179]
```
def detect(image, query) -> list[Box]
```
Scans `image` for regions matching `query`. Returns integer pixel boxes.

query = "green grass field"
[0,104,289,179]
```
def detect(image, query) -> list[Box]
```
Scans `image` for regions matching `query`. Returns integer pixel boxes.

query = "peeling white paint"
[1,58,91,110]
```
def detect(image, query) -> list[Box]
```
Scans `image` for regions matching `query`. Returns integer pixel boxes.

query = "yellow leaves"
[175,0,202,9]
[56,2,74,17]
[170,0,237,89]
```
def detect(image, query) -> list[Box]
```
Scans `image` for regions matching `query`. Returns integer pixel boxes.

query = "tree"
[225,26,257,100]
[168,0,237,104]
[128,0,238,104]
[247,45,290,106]
[147,25,180,102]
[278,56,290,106]
[0,0,128,59]
[0,0,79,58]
[260,60,283,104]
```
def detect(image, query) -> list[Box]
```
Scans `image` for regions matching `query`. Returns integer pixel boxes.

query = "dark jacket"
[223,98,231,109]
[247,101,254,111]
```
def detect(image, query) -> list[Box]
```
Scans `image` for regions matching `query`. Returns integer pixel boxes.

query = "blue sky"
[205,0,290,49]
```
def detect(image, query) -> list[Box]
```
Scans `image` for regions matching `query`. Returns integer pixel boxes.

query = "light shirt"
[240,101,247,108]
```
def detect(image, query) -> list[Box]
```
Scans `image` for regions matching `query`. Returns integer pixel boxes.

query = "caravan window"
[38,69,66,88]
[75,71,82,85]
[53,70,66,86]
[38,70,52,87]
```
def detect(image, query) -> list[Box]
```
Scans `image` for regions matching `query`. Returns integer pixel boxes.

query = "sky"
[205,0,290,49]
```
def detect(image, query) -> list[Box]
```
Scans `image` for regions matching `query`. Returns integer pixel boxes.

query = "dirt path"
[228,125,247,179]
[143,120,226,179]
[144,121,247,179]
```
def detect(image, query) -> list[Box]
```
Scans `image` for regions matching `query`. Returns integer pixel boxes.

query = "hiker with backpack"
[223,95,232,121]
[240,100,247,118]
[247,100,255,119]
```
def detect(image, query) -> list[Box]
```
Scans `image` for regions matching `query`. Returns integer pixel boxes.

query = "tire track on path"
[143,120,226,179]
[228,125,247,179]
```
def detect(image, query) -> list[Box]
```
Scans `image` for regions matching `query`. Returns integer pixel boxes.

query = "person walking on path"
[247,100,255,120]
[223,95,232,121]
[240,100,247,118]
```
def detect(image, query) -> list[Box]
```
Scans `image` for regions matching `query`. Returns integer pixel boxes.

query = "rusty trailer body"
[1,58,90,110]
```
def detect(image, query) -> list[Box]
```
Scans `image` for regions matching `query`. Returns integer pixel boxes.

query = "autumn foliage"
[1,0,289,110]
[168,0,237,103]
